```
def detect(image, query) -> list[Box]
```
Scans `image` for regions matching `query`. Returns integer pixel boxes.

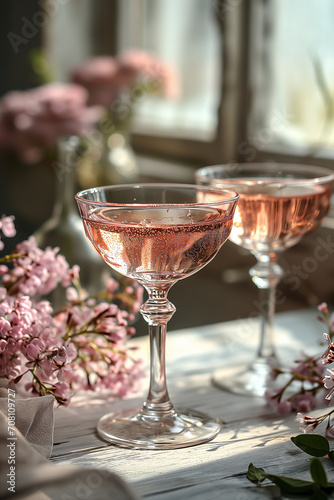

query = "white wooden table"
[51,309,330,499]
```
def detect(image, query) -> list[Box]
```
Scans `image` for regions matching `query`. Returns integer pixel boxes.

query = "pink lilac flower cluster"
[0,83,102,163]
[265,302,334,438]
[71,49,180,109]
[0,218,144,405]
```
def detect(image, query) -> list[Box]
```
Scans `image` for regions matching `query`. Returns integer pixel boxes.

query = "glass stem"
[140,286,176,417]
[249,253,284,364]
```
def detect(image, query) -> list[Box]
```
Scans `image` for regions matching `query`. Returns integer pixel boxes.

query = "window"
[45,0,95,83]
[246,0,334,167]
[118,0,221,142]
[269,0,334,151]
[116,0,224,166]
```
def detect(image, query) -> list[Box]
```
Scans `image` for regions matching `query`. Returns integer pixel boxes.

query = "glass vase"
[34,136,110,308]
[76,109,139,188]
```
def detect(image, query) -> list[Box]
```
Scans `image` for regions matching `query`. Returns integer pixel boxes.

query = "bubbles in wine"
[82,205,234,284]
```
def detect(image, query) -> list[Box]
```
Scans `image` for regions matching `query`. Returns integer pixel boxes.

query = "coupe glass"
[76,183,239,449]
[195,163,334,396]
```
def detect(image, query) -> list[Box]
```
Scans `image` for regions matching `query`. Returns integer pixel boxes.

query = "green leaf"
[291,434,330,457]
[310,489,329,500]
[265,474,315,495]
[310,458,328,487]
[246,463,266,485]
[328,450,334,461]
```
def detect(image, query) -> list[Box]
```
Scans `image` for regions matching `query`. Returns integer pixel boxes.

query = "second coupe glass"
[195,163,334,396]
[76,183,238,449]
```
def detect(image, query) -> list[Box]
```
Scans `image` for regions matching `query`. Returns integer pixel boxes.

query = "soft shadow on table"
[54,409,314,500]
[127,415,316,500]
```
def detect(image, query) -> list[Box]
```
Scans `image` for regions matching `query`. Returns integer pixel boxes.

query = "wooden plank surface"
[51,309,327,499]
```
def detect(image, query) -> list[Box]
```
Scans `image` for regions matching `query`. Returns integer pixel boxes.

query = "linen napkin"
[0,381,139,500]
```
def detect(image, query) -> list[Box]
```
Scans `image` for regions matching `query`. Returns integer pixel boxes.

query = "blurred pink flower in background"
[0,50,179,164]
[0,83,102,163]
[71,57,120,108]
[71,49,180,108]
[117,50,180,99]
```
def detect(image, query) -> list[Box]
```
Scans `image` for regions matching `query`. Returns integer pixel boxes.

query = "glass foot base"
[97,407,221,449]
[212,360,276,397]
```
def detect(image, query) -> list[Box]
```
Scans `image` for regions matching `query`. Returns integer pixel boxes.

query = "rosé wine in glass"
[76,183,238,449]
[195,163,334,396]
[83,206,233,282]
[231,183,331,252]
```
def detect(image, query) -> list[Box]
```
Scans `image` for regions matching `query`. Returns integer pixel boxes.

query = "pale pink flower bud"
[26,343,41,361]
[330,313,334,332]
[1,216,16,237]
[24,383,36,393]
[291,393,316,413]
[0,339,7,353]
[66,287,79,302]
[94,303,110,317]
[325,424,334,440]
[324,372,334,390]
[276,400,292,415]
[318,302,328,314]
[64,342,77,360]
[53,346,67,365]
[0,317,10,333]
[37,358,53,378]
[37,301,53,316]
[53,381,69,401]
[12,267,25,277]
[31,338,45,351]
[106,278,119,293]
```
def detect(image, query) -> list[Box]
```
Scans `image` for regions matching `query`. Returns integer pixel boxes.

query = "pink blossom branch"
[0,218,144,406]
